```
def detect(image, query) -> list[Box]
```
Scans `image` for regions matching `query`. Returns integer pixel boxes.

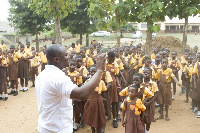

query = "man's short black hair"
[46,44,66,61]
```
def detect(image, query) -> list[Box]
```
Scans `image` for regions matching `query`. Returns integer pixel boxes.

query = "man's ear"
[54,56,59,63]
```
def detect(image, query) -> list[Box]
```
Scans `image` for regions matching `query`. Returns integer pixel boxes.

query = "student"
[142,67,158,133]
[69,50,76,60]
[106,51,120,128]
[151,47,157,61]
[96,44,101,55]
[193,53,200,118]
[18,44,33,92]
[66,59,83,131]
[0,49,8,101]
[67,43,76,54]
[138,57,154,75]
[152,54,162,80]
[75,55,89,82]
[182,56,192,103]
[83,65,107,133]
[0,40,8,51]
[8,45,21,96]
[180,52,189,95]
[75,40,82,53]
[38,47,47,72]
[155,58,182,121]
[30,51,41,87]
[87,44,97,63]
[121,84,146,133]
[80,47,94,69]
[25,42,32,53]
[169,51,181,100]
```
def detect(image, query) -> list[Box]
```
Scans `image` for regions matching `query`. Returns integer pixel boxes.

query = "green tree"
[29,0,80,44]
[166,0,200,52]
[61,0,95,46]
[89,0,130,47]
[8,0,48,51]
[127,0,167,54]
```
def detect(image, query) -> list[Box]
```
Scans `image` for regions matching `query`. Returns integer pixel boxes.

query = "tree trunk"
[55,16,62,44]
[80,34,82,45]
[35,25,39,52]
[120,30,123,38]
[117,19,120,47]
[182,14,188,53]
[86,33,89,47]
[145,22,152,55]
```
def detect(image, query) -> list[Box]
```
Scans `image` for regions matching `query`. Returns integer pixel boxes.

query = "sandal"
[156,115,164,120]
[165,117,170,121]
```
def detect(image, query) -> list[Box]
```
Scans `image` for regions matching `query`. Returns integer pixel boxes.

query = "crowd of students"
[0,39,200,133]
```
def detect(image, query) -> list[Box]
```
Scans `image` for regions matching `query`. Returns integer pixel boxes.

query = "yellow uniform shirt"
[101,71,113,83]
[13,52,22,62]
[20,50,32,58]
[95,80,107,94]
[67,47,76,54]
[115,58,124,70]
[106,61,120,75]
[38,52,47,63]
[155,68,175,83]
[0,44,8,51]
[75,44,82,53]
[24,47,32,53]
[121,97,146,115]
[123,55,135,68]
[137,56,145,68]
[83,56,94,69]
[77,65,89,77]
[119,85,153,101]
[31,56,41,67]
[142,80,159,95]
[151,53,155,60]
[193,62,200,77]
[67,71,82,85]
[181,58,188,71]
[169,58,181,68]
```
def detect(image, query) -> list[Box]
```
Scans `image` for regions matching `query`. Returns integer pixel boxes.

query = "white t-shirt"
[35,65,77,133]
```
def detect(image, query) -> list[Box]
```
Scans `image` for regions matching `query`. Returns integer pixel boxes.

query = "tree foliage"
[8,0,47,35]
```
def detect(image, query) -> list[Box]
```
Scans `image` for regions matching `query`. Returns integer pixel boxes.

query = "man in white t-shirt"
[35,44,105,133]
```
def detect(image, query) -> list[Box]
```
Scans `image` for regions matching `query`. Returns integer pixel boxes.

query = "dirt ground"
[0,73,200,133]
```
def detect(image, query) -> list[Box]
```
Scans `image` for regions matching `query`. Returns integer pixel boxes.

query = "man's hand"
[96,53,106,72]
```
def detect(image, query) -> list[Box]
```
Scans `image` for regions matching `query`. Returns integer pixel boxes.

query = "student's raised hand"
[96,53,106,72]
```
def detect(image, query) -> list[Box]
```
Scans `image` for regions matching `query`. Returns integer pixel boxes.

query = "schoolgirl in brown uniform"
[106,51,120,128]
[142,67,158,133]
[180,52,189,95]
[18,44,33,92]
[193,53,200,117]
[7,45,21,96]
[152,54,162,80]
[0,49,8,101]
[155,58,182,121]
[66,59,83,131]
[121,85,146,133]
[83,65,107,133]
[169,51,181,100]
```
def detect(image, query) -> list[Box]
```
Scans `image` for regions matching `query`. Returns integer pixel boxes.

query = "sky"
[0,0,10,21]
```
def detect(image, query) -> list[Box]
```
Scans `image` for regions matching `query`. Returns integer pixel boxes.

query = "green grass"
[33,32,199,49]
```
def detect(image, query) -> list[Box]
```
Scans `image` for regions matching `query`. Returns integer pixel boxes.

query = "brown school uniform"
[67,71,83,121]
[18,50,32,78]
[0,56,7,93]
[182,64,191,90]
[181,58,188,86]
[8,52,21,81]
[151,63,162,79]
[169,58,180,83]
[121,97,146,133]
[141,81,158,124]
[83,56,94,69]
[122,55,135,85]
[83,80,107,128]
[101,70,113,117]
[192,62,200,101]
[155,68,175,105]
[106,61,119,103]
[77,65,89,77]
